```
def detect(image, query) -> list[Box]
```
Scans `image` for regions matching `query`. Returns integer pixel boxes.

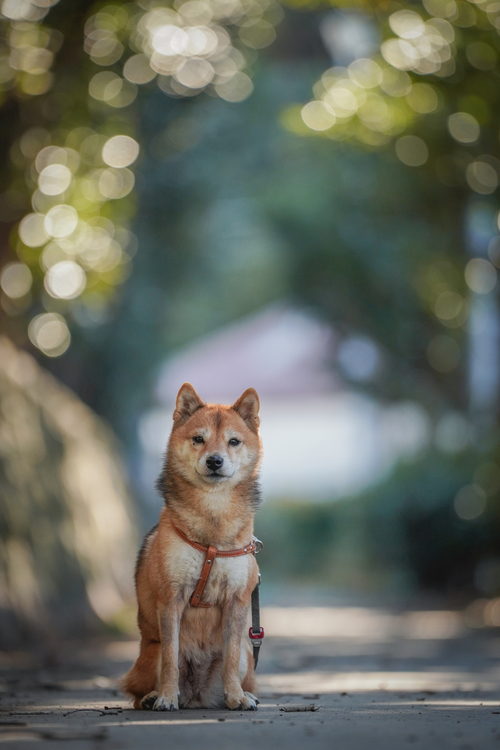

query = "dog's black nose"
[206,455,224,471]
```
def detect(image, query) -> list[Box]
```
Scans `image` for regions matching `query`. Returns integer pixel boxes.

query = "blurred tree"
[0,0,498,599]
[260,128,468,409]
[0,336,137,646]
[256,446,500,598]
[0,0,139,357]
[289,0,500,191]
[0,0,283,361]
[281,0,500,413]
[1,0,497,435]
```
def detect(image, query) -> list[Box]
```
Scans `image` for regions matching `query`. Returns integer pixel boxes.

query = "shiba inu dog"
[122,383,262,711]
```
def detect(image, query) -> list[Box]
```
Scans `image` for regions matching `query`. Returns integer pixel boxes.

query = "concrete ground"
[2,600,500,749]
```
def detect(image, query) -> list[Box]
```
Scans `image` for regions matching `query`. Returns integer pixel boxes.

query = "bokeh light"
[214,71,253,102]
[434,290,465,322]
[98,168,135,199]
[380,67,411,96]
[123,54,157,84]
[176,57,214,88]
[44,260,86,300]
[0,262,32,298]
[395,135,428,166]
[301,101,335,132]
[454,484,487,520]
[102,136,140,168]
[38,164,72,195]
[83,0,282,102]
[348,58,383,89]
[28,311,70,357]
[406,83,439,113]
[422,0,457,19]
[44,205,79,238]
[19,212,49,247]
[383,11,455,76]
[465,258,497,294]
[466,161,498,194]
[447,112,480,143]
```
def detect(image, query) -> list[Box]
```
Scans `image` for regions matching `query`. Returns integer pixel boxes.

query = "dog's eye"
[228,438,240,447]
[192,435,204,444]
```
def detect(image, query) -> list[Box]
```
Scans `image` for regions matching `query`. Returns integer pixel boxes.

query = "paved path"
[1,604,500,749]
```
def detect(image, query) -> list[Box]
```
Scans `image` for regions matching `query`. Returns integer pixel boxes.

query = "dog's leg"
[153,599,184,711]
[241,639,258,697]
[221,600,258,711]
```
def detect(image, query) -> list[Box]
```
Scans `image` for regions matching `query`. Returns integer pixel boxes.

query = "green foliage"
[293,0,500,197]
[255,120,471,405]
[0,0,140,354]
[256,446,500,597]
[0,0,283,357]
[0,0,496,407]
[256,502,337,579]
[277,0,500,409]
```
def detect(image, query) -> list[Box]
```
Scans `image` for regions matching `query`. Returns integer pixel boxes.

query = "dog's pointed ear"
[231,388,260,432]
[173,383,205,423]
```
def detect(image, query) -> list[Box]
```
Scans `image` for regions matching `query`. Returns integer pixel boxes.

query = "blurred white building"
[138,305,431,503]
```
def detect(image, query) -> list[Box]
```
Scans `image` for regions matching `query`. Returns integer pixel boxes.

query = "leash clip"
[249,626,265,644]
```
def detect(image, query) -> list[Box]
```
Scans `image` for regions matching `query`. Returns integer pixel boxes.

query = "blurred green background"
[2,0,500,646]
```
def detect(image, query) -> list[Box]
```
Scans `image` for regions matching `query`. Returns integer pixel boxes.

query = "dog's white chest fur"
[167,538,251,603]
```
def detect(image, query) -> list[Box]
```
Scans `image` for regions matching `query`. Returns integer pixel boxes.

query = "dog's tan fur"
[122,383,262,711]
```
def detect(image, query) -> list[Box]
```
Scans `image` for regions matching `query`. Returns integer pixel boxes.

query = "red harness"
[172,524,259,608]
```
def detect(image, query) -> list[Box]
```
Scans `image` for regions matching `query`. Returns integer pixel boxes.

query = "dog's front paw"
[154,694,179,711]
[224,690,258,711]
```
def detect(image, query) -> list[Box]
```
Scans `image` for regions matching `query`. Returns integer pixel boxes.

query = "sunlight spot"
[28,312,71,357]
[102,135,139,168]
[44,260,86,300]
[0,262,32,298]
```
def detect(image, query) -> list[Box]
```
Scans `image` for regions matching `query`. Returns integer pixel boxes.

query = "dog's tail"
[121,640,160,708]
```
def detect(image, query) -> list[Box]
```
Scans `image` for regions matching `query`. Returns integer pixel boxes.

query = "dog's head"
[166,383,262,489]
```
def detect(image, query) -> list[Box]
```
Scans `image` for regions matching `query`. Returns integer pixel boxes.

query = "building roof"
[156,304,341,406]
